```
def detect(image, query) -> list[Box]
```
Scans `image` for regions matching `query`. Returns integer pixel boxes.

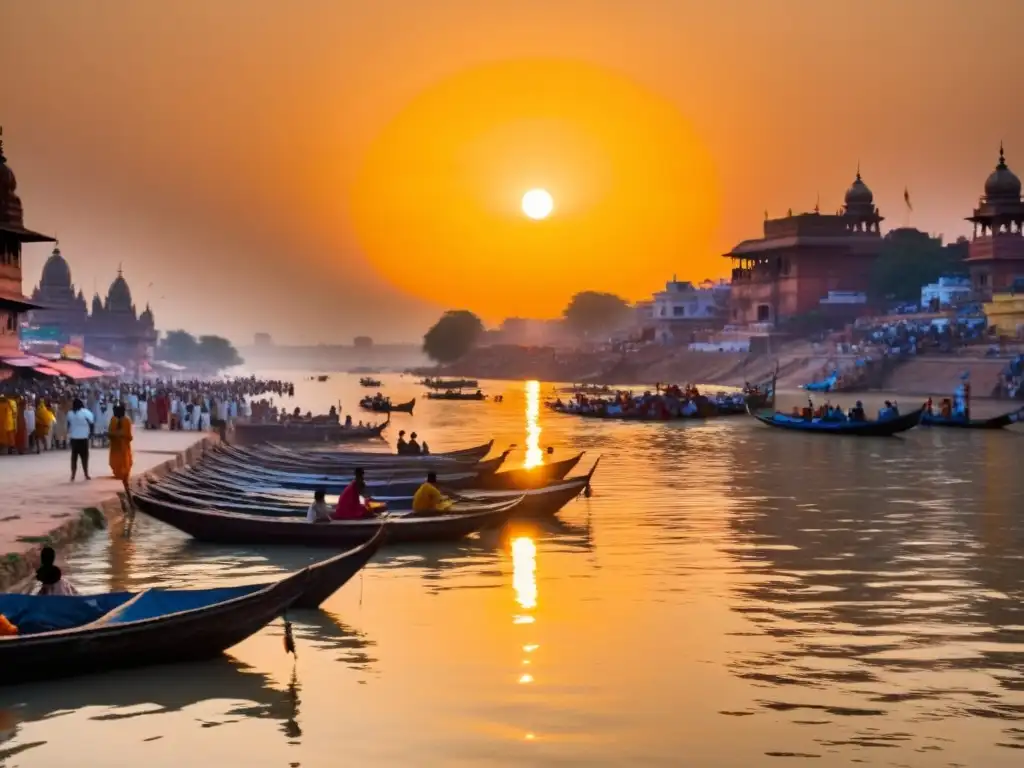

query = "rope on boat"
[283,612,296,656]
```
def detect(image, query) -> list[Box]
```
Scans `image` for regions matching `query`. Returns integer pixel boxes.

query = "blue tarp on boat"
[0,593,131,635]
[803,370,839,392]
[0,585,265,635]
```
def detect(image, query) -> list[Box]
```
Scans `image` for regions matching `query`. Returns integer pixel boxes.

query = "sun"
[521,188,554,220]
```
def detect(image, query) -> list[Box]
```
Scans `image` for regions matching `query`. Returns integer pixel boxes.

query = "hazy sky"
[2,0,1023,344]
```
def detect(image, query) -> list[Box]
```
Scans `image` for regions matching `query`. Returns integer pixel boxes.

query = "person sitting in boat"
[328,405,338,419]
[0,613,16,636]
[878,400,895,420]
[35,546,78,596]
[345,414,353,427]
[421,441,430,455]
[332,468,385,520]
[306,488,332,523]
[396,430,409,455]
[412,471,453,515]
[890,401,900,416]
[925,397,933,415]
[849,401,866,422]
[407,432,422,455]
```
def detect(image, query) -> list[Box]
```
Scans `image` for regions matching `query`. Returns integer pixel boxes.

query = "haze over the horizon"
[2,0,1022,344]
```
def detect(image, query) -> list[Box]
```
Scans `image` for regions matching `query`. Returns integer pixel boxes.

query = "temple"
[28,248,157,367]
[965,143,1024,300]
[723,168,884,327]
[0,128,55,364]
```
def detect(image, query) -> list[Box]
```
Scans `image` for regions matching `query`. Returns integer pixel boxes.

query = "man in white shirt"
[66,398,95,481]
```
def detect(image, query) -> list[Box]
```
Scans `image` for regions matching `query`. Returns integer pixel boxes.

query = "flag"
[904,187,913,211]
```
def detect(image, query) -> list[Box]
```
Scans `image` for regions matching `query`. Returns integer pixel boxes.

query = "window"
[757,304,771,322]
[672,306,685,317]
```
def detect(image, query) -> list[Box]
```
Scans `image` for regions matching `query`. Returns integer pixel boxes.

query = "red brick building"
[724,170,884,327]
[0,129,55,363]
[965,144,1024,300]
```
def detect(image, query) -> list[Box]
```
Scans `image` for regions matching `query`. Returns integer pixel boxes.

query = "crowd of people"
[996,355,1024,399]
[550,383,747,419]
[0,375,294,459]
[788,399,902,423]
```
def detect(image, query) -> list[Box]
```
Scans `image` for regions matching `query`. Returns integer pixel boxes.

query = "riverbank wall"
[0,431,218,591]
[429,343,1017,399]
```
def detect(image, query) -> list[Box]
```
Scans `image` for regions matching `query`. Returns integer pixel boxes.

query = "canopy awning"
[0,295,42,312]
[33,365,63,377]
[0,355,50,368]
[44,360,107,380]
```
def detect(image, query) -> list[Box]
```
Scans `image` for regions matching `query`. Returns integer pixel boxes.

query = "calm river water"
[3,374,1024,767]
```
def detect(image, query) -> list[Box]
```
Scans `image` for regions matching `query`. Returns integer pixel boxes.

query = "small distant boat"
[421,378,479,390]
[920,408,1024,430]
[0,566,312,684]
[359,396,415,414]
[749,405,924,436]
[359,377,381,387]
[425,391,486,401]
[317,375,330,382]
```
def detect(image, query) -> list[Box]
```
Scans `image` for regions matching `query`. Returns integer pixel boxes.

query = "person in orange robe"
[108,403,134,486]
[0,397,12,451]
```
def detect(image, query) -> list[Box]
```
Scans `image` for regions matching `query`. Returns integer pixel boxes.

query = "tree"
[158,330,199,364]
[869,228,968,306]
[156,330,243,372]
[353,336,373,349]
[423,310,484,364]
[562,291,632,337]
[198,335,244,371]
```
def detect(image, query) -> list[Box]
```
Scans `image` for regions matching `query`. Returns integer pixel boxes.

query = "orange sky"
[1,0,1023,343]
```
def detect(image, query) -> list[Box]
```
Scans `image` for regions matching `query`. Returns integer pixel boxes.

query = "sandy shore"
[0,430,218,590]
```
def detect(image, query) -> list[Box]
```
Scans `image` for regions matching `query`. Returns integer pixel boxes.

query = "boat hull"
[920,409,1023,430]
[0,570,309,685]
[750,406,924,436]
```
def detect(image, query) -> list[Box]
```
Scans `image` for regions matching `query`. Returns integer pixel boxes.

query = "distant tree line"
[158,330,244,373]
[421,290,635,364]
[869,229,969,306]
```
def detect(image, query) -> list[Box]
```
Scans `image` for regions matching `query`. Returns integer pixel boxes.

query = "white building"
[921,276,972,310]
[651,277,730,343]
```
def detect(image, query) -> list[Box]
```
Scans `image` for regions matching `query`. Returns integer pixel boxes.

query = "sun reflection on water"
[524,380,543,469]
[512,536,537,611]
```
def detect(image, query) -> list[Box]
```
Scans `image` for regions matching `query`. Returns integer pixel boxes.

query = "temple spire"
[856,160,861,181]
[117,262,123,277]
[998,141,1007,169]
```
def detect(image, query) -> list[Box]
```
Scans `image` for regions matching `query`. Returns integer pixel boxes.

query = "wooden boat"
[359,397,415,414]
[920,408,1024,430]
[231,419,387,445]
[0,566,310,684]
[267,439,495,463]
[425,391,486,401]
[317,375,330,382]
[132,493,523,547]
[213,443,504,475]
[149,461,599,521]
[294,527,384,608]
[421,378,478,389]
[470,452,584,490]
[749,405,924,436]
[358,377,382,387]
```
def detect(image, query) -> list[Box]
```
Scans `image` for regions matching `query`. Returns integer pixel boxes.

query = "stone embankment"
[0,431,218,591]
[431,342,1019,399]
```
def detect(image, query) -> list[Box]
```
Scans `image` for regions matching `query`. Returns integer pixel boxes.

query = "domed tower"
[966,143,1024,299]
[841,166,884,233]
[87,266,154,367]
[140,302,155,329]
[0,127,56,358]
[106,267,135,316]
[28,243,89,339]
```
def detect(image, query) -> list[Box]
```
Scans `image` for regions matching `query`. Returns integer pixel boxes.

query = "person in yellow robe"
[108,403,134,486]
[411,472,453,515]
[35,398,55,451]
[0,397,13,451]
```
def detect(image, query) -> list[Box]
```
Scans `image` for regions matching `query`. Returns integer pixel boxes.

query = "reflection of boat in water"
[0,657,294,733]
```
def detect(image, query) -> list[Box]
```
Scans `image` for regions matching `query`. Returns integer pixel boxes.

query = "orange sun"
[350,59,719,321]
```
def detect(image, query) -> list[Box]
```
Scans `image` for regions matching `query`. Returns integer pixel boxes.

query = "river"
[2,374,1023,767]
